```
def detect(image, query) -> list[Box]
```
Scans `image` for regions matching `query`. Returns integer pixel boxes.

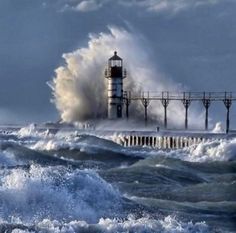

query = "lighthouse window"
[117,84,121,95]
[111,60,122,67]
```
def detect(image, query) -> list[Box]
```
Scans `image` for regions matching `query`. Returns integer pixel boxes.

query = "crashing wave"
[135,138,236,162]
[17,124,51,139]
[0,215,210,233]
[3,124,236,162]
[0,150,20,167]
[185,138,236,162]
[0,165,121,224]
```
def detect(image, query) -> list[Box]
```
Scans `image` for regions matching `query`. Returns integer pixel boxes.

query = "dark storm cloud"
[0,0,236,127]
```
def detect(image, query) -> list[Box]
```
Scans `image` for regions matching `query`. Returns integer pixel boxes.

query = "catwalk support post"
[223,92,232,134]
[141,92,150,127]
[202,92,211,131]
[161,92,170,129]
[182,92,191,130]
[124,91,131,119]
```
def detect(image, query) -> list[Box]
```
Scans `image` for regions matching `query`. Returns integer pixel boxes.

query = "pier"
[123,91,236,133]
[113,131,235,149]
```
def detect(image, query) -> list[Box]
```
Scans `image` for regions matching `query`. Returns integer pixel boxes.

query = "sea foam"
[5,215,210,233]
[7,125,236,162]
[0,165,121,224]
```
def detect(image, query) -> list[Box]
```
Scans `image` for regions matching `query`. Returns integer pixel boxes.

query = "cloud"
[62,0,109,12]
[62,0,224,14]
[75,0,103,12]
[119,0,222,13]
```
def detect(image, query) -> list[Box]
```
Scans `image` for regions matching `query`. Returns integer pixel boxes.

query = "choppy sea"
[0,124,235,233]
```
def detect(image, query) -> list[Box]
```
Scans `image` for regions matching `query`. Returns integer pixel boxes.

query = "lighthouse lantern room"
[105,51,126,119]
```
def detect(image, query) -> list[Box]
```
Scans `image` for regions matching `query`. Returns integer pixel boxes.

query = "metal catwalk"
[123,91,236,133]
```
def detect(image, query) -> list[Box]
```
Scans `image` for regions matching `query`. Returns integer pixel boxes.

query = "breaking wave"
[17,124,52,139]
[151,138,236,162]
[0,153,212,233]
[3,124,236,162]
[186,138,236,162]
[32,135,236,162]
[50,26,203,127]
[0,150,20,167]
[0,215,210,233]
[0,126,235,232]
[0,165,121,224]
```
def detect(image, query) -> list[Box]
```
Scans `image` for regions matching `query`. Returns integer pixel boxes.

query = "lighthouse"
[105,51,126,119]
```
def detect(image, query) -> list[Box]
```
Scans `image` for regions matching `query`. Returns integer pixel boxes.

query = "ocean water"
[0,124,235,233]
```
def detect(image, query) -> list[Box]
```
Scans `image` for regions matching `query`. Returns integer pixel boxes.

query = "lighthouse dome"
[109,51,122,61]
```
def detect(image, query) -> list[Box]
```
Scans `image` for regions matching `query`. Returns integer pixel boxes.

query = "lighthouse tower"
[105,51,126,119]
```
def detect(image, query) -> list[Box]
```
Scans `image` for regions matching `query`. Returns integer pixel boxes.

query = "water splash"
[51,26,203,127]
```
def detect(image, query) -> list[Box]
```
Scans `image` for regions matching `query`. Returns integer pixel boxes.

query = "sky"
[0,0,236,128]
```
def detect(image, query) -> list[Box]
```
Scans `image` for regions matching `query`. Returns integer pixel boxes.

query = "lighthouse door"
[117,105,122,118]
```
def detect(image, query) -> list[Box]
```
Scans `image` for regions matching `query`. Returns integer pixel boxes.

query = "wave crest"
[0,165,121,224]
[1,215,210,233]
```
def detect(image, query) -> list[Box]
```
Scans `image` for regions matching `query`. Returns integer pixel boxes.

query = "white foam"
[7,215,210,233]
[149,138,236,162]
[97,215,209,233]
[0,150,19,166]
[51,26,203,128]
[0,165,120,224]
[185,138,236,162]
[4,125,236,162]
[29,132,135,157]
[17,124,51,139]
[212,122,224,133]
